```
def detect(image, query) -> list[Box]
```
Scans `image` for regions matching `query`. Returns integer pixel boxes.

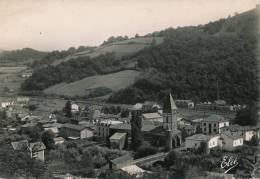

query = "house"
[71,103,79,112]
[44,126,59,136]
[16,97,30,104]
[175,100,194,109]
[142,101,159,112]
[109,132,127,150]
[11,140,46,161]
[185,134,220,152]
[21,73,32,78]
[142,112,163,124]
[110,123,131,136]
[220,133,243,151]
[60,123,94,139]
[11,140,29,151]
[54,137,65,145]
[183,125,196,136]
[29,142,46,161]
[96,120,123,138]
[201,114,229,135]
[1,101,14,108]
[109,154,133,169]
[221,124,255,142]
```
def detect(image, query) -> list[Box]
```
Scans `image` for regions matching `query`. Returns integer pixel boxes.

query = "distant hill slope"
[0,48,47,64]
[44,70,140,97]
[51,37,164,66]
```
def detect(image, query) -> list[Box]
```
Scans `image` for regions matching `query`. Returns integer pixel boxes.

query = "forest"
[108,9,258,105]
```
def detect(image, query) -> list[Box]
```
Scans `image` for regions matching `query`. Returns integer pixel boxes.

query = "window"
[204,123,206,126]
[204,128,207,131]
[214,123,217,127]
[213,129,217,132]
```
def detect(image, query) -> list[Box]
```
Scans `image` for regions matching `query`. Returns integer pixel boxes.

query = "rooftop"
[11,140,28,150]
[99,120,123,126]
[203,114,228,122]
[110,123,131,130]
[185,134,211,141]
[221,132,243,140]
[110,132,127,140]
[110,154,133,165]
[142,112,162,119]
[62,123,87,131]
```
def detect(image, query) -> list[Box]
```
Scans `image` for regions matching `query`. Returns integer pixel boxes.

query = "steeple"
[162,93,178,131]
[163,93,177,113]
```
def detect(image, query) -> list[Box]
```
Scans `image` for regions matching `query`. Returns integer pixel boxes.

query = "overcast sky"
[0,0,258,51]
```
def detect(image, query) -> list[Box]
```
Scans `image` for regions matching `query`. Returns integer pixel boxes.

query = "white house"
[201,114,229,135]
[1,101,14,108]
[71,104,79,112]
[220,133,243,151]
[185,134,220,151]
[221,124,255,142]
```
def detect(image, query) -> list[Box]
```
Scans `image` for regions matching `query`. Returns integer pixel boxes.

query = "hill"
[22,8,258,104]
[51,36,164,66]
[108,8,258,105]
[44,70,140,97]
[0,48,47,65]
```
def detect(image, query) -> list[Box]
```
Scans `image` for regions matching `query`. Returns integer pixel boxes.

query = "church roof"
[163,93,177,113]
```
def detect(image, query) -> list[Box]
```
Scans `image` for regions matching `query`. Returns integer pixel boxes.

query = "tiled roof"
[110,123,131,130]
[11,140,28,150]
[221,132,243,140]
[142,113,162,119]
[54,137,65,142]
[141,124,157,132]
[111,154,133,165]
[62,123,87,131]
[110,132,127,140]
[203,114,228,122]
[185,134,211,141]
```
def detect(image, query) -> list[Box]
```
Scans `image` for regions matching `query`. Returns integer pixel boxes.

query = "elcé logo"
[220,155,239,173]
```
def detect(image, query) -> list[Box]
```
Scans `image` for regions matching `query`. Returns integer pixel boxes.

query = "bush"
[135,142,158,159]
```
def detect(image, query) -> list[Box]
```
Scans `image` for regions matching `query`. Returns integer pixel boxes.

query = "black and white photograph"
[0,0,259,178]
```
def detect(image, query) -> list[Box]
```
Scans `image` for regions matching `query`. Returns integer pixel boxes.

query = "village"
[0,92,259,178]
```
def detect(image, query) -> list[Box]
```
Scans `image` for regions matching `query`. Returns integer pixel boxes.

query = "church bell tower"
[162,93,178,132]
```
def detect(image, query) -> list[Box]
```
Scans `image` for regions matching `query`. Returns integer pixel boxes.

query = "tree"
[41,130,55,150]
[249,135,259,146]
[135,142,158,159]
[64,100,72,118]
[235,104,258,126]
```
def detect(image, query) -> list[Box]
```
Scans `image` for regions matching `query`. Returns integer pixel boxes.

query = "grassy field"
[44,70,140,97]
[0,66,28,96]
[52,37,164,65]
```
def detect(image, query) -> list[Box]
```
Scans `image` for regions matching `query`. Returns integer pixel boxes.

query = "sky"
[0,0,258,51]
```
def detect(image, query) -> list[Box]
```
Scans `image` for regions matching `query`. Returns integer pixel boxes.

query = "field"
[52,37,164,65]
[0,66,28,96]
[44,70,141,97]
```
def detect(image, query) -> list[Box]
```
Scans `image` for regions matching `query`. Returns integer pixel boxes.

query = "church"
[142,94,182,150]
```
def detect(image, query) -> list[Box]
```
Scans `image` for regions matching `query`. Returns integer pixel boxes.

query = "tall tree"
[41,130,55,150]
[64,100,72,118]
